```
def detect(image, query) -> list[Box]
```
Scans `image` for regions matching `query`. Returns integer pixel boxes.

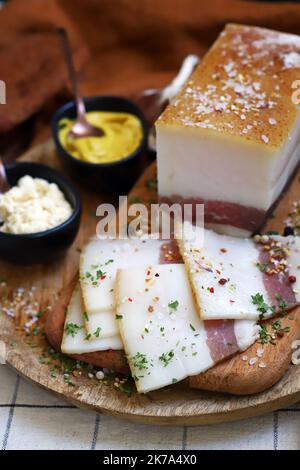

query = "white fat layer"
[80,238,164,315]
[234,320,260,351]
[273,116,300,199]
[116,264,214,393]
[61,285,123,354]
[85,310,120,338]
[205,223,251,238]
[157,122,300,211]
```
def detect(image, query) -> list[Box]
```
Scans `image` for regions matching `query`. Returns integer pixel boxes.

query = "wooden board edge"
[5,359,300,426]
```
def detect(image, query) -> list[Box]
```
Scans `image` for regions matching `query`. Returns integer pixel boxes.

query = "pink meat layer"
[159,239,183,264]
[204,320,239,363]
[159,196,265,233]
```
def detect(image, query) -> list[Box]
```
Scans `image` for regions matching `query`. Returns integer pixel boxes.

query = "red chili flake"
[220,248,227,253]
[100,275,106,280]
[209,287,214,293]
[128,297,133,302]
[218,278,228,285]
[229,299,235,303]
[147,270,151,276]
[288,275,296,284]
[277,329,285,338]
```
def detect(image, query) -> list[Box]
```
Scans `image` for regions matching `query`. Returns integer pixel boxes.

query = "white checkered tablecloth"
[1,366,300,450]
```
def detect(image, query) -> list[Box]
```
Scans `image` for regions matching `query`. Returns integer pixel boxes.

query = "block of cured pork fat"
[177,222,300,320]
[156,24,300,237]
[116,263,259,393]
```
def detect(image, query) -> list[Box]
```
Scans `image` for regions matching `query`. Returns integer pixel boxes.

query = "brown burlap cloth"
[1,0,300,147]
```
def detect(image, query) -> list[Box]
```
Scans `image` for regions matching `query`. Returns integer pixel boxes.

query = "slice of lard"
[80,237,165,315]
[177,222,300,320]
[85,309,120,338]
[61,284,123,355]
[116,264,259,393]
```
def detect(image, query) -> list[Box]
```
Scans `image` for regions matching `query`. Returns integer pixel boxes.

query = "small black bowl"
[0,162,81,265]
[52,96,148,193]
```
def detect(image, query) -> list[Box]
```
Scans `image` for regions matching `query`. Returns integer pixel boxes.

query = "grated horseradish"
[0,175,73,234]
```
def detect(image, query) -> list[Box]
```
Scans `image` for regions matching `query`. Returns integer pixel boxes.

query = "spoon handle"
[0,157,10,194]
[160,54,200,104]
[57,28,86,120]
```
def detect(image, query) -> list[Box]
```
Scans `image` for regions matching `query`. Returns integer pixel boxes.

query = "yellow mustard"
[58,111,143,164]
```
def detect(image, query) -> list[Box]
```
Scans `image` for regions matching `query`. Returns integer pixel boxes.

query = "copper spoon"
[0,157,10,194]
[58,28,105,139]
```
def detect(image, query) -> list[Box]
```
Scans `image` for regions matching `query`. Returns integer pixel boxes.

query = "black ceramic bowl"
[0,162,81,265]
[52,96,148,193]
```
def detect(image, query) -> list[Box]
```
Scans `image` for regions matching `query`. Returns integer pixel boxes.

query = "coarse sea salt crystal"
[281,51,300,69]
[96,371,105,380]
[261,134,269,144]
[224,61,235,73]
[258,362,266,368]
[228,70,237,78]
[269,118,277,125]
[249,357,257,366]
[242,355,248,361]
[256,348,264,357]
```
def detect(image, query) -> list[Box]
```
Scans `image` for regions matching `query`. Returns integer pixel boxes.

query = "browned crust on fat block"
[157,24,300,150]
[44,277,129,374]
[190,309,300,395]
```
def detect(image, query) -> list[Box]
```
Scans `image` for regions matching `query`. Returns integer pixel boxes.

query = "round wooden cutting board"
[1,140,300,426]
